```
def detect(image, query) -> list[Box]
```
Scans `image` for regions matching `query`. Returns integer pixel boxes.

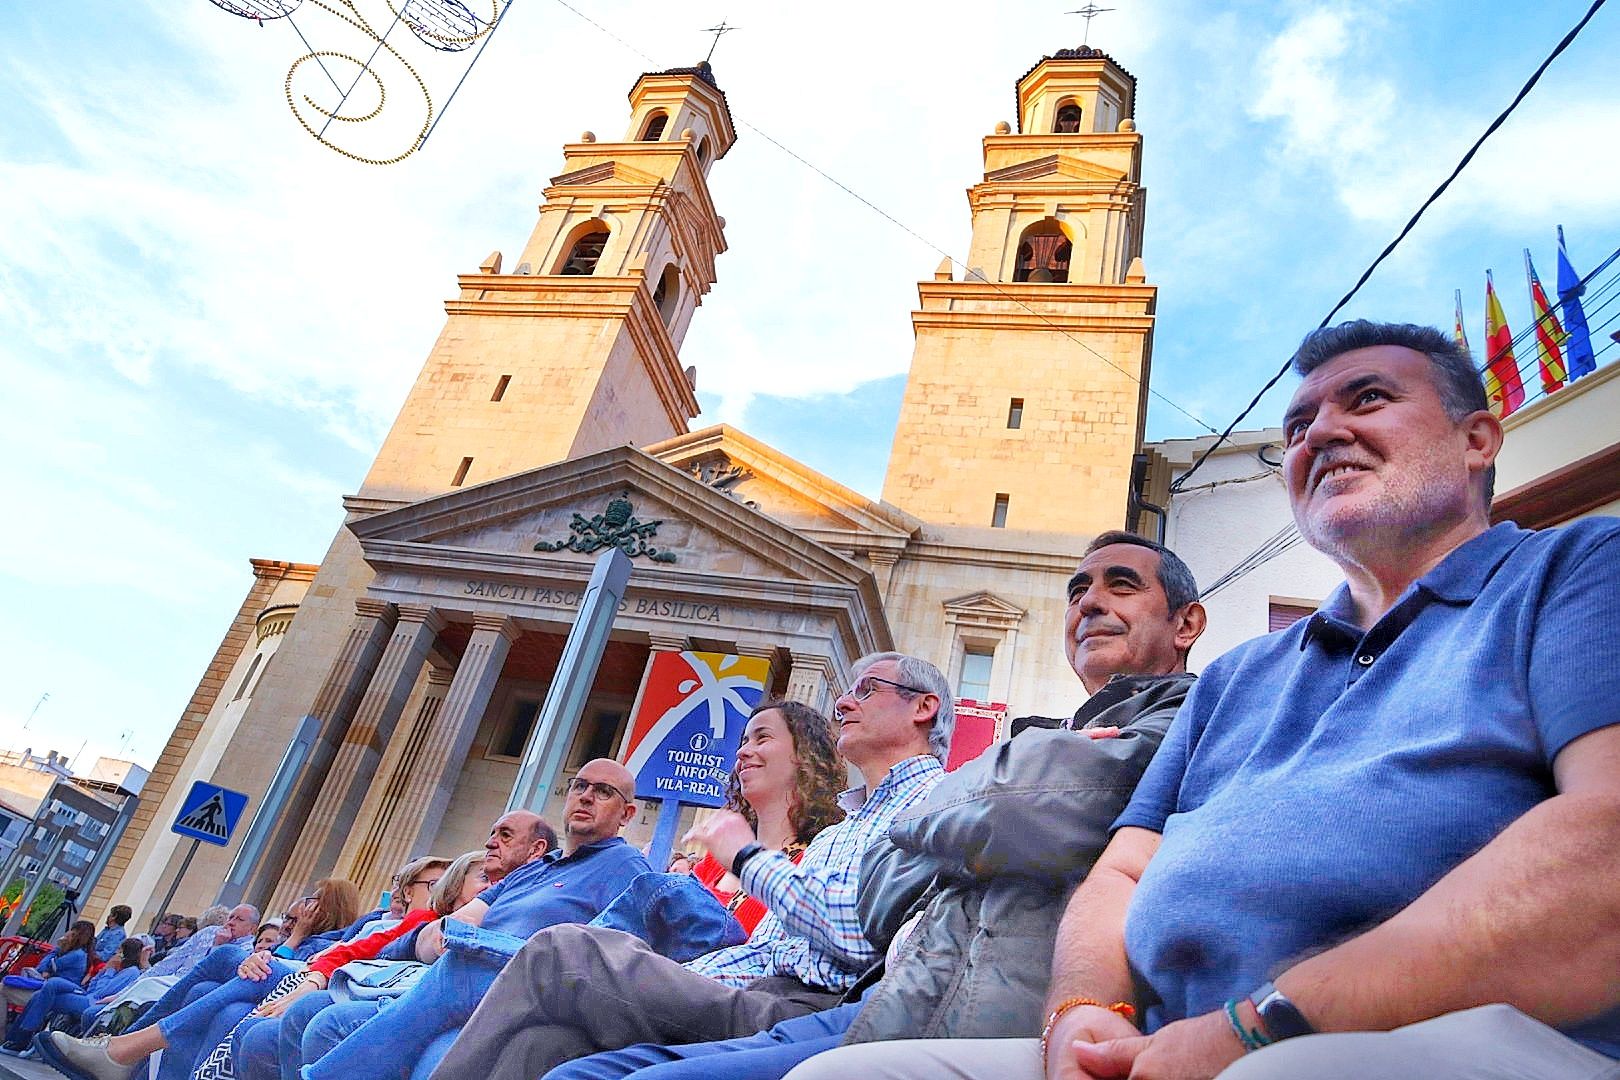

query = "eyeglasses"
[406,876,443,891]
[837,674,927,704]
[566,777,631,803]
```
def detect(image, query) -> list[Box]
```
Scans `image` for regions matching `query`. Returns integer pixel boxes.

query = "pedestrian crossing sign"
[171,781,249,846]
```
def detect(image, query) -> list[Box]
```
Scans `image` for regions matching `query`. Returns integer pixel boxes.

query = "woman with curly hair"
[689,699,845,933]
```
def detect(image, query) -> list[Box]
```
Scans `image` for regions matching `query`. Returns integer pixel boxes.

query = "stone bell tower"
[360,62,737,503]
[880,46,1156,535]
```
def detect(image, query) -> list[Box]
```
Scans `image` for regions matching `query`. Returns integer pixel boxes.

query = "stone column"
[276,604,444,902]
[336,665,455,895]
[400,614,520,859]
[786,653,839,716]
[246,598,396,907]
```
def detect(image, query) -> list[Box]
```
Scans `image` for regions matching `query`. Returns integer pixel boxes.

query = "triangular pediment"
[646,425,918,551]
[349,446,878,593]
[942,590,1028,627]
[549,159,665,188]
[984,153,1128,184]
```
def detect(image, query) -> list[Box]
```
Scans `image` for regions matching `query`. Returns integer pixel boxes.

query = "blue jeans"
[234,992,369,1080]
[132,946,253,1033]
[6,977,93,1045]
[541,1003,860,1080]
[301,924,525,1080]
[152,958,297,1080]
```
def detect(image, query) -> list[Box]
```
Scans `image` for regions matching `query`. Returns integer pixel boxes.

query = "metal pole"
[218,716,320,908]
[148,839,202,934]
[507,549,632,813]
[646,798,684,873]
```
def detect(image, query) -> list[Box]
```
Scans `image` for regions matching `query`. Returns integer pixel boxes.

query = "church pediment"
[646,425,918,548]
[942,590,1028,629]
[348,445,877,593]
[983,153,1127,184]
[549,159,666,189]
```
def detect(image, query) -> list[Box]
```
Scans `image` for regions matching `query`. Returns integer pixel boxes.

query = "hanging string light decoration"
[203,0,513,164]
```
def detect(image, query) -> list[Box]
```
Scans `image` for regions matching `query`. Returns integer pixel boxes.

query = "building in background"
[86,47,1165,923]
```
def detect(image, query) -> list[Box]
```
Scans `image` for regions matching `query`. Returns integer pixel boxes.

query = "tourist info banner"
[622,651,771,807]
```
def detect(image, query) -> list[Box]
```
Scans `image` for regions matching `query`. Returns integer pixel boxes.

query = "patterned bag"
[190,970,307,1080]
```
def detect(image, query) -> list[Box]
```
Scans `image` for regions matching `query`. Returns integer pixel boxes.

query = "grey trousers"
[779,1005,1620,1080]
[429,924,841,1080]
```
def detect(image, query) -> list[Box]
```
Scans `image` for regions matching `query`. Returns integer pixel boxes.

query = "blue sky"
[2,0,1617,768]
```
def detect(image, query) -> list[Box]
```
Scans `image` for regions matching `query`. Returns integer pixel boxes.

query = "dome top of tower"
[1013,45,1137,133]
[652,59,722,89]
[630,60,736,157]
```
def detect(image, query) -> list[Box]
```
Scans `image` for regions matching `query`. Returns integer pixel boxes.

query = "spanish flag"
[1484,271,1526,418]
[1525,249,1568,395]
[1454,290,1470,352]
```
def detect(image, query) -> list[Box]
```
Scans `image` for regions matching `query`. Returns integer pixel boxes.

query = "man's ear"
[618,799,638,827]
[1461,408,1504,481]
[1173,601,1207,656]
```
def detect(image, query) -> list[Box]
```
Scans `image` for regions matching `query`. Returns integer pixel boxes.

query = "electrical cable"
[1170,0,1610,494]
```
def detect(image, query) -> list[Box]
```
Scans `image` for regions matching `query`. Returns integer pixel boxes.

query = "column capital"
[354,597,397,622]
[647,632,689,652]
[424,666,456,688]
[396,604,447,633]
[471,612,522,643]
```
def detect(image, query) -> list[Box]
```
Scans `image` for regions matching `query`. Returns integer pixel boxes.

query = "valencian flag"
[1525,249,1568,394]
[1454,290,1470,352]
[1483,271,1526,418]
[1557,225,1597,380]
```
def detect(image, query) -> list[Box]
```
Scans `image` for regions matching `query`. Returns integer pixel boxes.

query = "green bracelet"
[1223,998,1273,1052]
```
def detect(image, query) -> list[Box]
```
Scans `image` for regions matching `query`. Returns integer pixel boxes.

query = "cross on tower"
[703,20,737,63]
[1065,4,1114,45]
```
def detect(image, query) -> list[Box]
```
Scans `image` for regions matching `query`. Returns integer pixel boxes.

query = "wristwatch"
[731,842,765,878]
[1249,981,1315,1041]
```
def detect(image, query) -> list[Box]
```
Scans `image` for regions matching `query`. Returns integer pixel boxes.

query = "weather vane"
[703,20,737,63]
[200,0,515,165]
[1065,4,1114,45]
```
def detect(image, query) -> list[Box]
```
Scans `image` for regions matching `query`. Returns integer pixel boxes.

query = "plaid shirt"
[685,754,945,991]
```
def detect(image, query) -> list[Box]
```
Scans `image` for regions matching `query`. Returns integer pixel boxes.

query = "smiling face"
[1064,543,1190,694]
[734,708,799,814]
[1282,345,1498,566]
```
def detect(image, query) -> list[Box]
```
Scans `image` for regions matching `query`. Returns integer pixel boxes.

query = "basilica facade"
[88,46,1160,921]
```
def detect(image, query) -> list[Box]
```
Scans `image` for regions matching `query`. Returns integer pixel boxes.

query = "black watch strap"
[731,842,765,879]
[1250,981,1315,1041]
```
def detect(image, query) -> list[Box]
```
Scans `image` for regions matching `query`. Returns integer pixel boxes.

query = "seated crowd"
[22,321,1620,1080]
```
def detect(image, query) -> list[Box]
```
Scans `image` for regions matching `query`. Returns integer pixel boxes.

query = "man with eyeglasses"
[425,654,951,1080]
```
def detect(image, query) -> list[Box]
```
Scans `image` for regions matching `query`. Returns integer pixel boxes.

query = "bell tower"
[880,46,1156,535]
[360,62,736,502]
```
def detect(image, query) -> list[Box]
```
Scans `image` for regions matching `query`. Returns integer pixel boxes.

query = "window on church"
[957,647,994,703]
[697,136,711,164]
[498,699,541,758]
[561,229,610,276]
[491,374,511,402]
[568,709,625,770]
[640,112,668,141]
[232,653,264,702]
[452,456,473,487]
[1013,220,1072,283]
[1054,102,1083,133]
[652,264,680,325]
[1007,398,1024,429]
[991,493,1010,528]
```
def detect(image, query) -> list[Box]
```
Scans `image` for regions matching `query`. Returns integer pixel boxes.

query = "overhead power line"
[1170,0,1611,495]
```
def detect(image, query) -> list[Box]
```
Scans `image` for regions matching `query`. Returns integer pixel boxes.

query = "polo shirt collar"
[1300,523,1531,651]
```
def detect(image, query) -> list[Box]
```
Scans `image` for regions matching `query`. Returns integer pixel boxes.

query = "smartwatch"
[1249,981,1315,1041]
[731,843,765,879]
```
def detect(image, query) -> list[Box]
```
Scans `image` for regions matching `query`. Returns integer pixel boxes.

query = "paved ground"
[0,1053,64,1080]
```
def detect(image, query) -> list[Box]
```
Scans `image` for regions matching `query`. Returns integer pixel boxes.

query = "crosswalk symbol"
[177,793,229,839]
[170,781,248,847]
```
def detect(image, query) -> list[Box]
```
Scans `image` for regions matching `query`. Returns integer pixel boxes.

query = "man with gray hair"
[428,656,951,1080]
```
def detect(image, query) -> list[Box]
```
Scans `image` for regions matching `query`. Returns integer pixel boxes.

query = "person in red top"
[689,700,847,934]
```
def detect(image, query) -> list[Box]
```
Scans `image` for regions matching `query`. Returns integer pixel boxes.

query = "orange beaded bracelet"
[1039,998,1138,1068]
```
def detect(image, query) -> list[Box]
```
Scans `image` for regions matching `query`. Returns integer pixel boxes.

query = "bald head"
[484,809,554,878]
[563,758,639,851]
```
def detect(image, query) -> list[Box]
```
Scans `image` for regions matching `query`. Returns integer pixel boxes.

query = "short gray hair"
[850,652,956,762]
[196,904,230,928]
[1081,531,1199,613]
[1290,320,1495,503]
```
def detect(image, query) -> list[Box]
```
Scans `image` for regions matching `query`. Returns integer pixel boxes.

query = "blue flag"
[1557,225,1596,379]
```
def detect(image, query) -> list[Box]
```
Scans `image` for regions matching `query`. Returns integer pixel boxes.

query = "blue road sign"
[171,781,249,847]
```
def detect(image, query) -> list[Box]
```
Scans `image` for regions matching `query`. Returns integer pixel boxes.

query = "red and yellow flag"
[1483,271,1525,418]
[1454,289,1470,352]
[1525,249,1568,395]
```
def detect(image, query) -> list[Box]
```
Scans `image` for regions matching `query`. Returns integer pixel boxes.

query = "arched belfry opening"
[559,225,610,275]
[1054,101,1083,133]
[640,111,669,141]
[1012,219,1073,283]
[652,264,680,325]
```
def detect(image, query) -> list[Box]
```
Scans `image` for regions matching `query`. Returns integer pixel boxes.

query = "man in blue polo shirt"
[783,320,1620,1080]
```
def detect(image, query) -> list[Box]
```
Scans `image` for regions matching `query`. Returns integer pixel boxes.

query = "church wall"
[424,698,520,861]
[569,326,689,458]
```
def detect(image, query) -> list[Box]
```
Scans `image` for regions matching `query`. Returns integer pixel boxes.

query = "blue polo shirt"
[478,836,651,938]
[1116,519,1620,1056]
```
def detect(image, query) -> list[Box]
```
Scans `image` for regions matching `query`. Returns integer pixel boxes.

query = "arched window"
[1012,219,1072,283]
[1054,102,1083,133]
[697,136,711,165]
[640,111,668,141]
[652,264,680,325]
[560,227,610,275]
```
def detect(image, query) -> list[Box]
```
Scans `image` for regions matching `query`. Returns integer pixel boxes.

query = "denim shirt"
[477,837,651,938]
